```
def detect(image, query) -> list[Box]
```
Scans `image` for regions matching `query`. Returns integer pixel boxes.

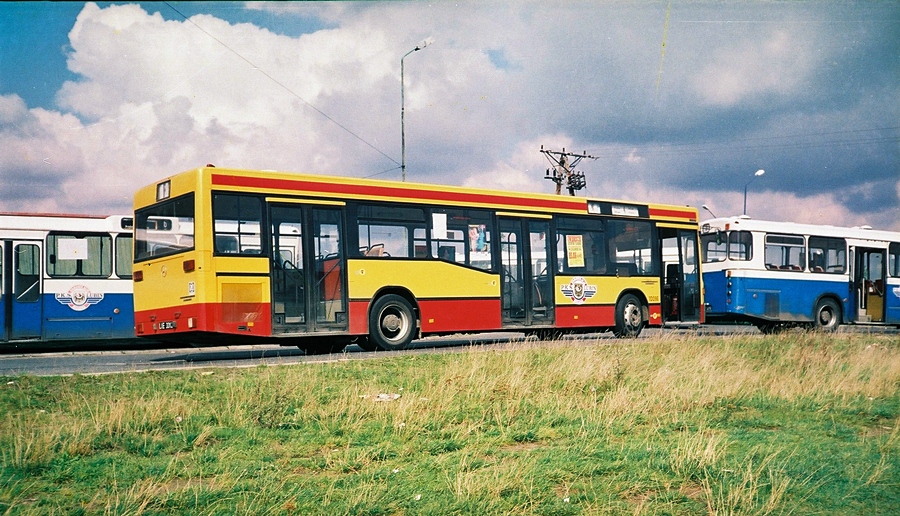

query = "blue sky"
[1,1,898,229]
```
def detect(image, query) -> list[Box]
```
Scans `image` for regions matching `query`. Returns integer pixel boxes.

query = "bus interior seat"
[616,263,637,277]
[365,244,385,257]
[665,263,680,286]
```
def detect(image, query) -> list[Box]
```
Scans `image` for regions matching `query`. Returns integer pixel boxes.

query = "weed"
[1,333,898,513]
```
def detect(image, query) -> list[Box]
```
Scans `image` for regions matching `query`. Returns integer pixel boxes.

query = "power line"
[163,2,400,168]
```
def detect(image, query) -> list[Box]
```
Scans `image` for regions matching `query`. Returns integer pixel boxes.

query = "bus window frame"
[46,231,113,279]
[134,193,196,262]
[212,192,264,257]
[764,233,806,272]
[807,236,846,274]
[115,233,133,279]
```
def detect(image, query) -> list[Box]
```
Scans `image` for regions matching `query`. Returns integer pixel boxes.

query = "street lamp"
[401,37,433,182]
[743,169,765,215]
[702,205,717,219]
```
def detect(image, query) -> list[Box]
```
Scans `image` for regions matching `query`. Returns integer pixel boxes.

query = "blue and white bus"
[701,216,900,332]
[1,213,138,348]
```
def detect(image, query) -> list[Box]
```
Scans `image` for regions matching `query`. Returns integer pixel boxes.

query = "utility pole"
[541,146,597,195]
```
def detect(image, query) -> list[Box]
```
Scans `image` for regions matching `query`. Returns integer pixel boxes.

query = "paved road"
[1,325,893,377]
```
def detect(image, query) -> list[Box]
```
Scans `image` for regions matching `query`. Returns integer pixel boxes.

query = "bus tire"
[613,293,644,338]
[813,298,841,332]
[354,336,378,352]
[369,294,416,351]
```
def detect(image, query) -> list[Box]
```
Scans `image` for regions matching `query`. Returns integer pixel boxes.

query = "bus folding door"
[2,241,43,341]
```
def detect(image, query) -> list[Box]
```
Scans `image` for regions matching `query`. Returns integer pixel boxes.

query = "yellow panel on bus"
[347,259,499,299]
[554,276,661,305]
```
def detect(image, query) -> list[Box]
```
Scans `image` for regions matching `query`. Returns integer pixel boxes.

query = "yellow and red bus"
[132,166,702,353]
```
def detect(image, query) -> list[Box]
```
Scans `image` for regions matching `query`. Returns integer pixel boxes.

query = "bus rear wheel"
[369,294,416,351]
[354,336,378,352]
[614,293,644,338]
[813,298,841,332]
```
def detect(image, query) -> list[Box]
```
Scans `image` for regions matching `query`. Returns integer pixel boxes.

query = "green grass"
[1,332,899,515]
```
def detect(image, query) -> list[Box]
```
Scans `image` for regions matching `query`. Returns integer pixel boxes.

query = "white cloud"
[0,0,895,232]
[690,30,811,106]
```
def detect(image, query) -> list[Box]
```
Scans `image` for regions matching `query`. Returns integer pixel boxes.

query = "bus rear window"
[701,231,752,263]
[135,194,195,261]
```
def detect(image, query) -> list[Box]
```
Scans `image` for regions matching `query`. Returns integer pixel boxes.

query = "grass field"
[1,331,899,515]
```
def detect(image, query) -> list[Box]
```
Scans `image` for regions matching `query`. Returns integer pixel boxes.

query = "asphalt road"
[1,325,893,377]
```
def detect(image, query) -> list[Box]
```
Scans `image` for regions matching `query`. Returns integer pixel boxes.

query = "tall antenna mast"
[541,146,597,195]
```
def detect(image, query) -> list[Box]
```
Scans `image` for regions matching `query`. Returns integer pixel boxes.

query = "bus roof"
[0,213,132,232]
[136,166,700,224]
[701,216,900,243]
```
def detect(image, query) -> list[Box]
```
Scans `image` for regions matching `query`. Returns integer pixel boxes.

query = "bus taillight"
[134,270,143,282]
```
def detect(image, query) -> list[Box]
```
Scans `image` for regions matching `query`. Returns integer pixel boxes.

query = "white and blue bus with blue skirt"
[1,213,139,349]
[701,216,900,333]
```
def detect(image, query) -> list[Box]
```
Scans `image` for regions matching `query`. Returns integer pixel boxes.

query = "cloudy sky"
[1,1,898,229]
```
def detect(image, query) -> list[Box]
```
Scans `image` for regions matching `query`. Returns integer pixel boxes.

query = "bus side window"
[808,236,845,274]
[15,244,40,302]
[890,243,900,277]
[216,235,239,254]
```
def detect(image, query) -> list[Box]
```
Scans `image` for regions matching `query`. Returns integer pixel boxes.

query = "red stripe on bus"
[648,207,696,221]
[349,298,502,335]
[555,305,615,328]
[135,303,273,337]
[555,303,663,328]
[418,298,502,333]
[212,174,585,212]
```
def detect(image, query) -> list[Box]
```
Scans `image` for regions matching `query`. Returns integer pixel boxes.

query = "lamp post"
[743,169,765,215]
[702,205,717,219]
[401,37,433,182]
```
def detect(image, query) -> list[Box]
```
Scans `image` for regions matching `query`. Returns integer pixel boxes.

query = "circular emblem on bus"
[55,285,104,312]
[560,277,597,305]
[160,265,168,277]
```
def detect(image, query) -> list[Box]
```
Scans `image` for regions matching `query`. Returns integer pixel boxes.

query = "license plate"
[159,321,177,330]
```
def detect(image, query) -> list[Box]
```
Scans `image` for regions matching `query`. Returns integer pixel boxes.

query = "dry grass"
[1,331,899,514]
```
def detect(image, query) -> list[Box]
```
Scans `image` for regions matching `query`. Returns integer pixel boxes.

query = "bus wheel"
[354,336,378,352]
[614,294,644,338]
[369,294,416,351]
[813,298,841,332]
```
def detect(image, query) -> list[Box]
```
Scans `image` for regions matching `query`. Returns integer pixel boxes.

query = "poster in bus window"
[469,225,487,252]
[566,234,585,268]
[59,238,89,260]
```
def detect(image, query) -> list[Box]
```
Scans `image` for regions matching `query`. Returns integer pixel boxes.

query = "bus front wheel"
[369,294,417,351]
[813,298,841,332]
[614,294,644,338]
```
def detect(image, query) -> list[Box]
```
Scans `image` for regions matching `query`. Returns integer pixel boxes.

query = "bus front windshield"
[135,194,195,261]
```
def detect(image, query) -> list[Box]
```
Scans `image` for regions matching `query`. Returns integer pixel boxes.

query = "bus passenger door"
[660,229,701,324]
[270,205,307,333]
[310,208,347,331]
[854,248,886,323]
[499,217,553,327]
[269,204,347,334]
[3,241,43,341]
